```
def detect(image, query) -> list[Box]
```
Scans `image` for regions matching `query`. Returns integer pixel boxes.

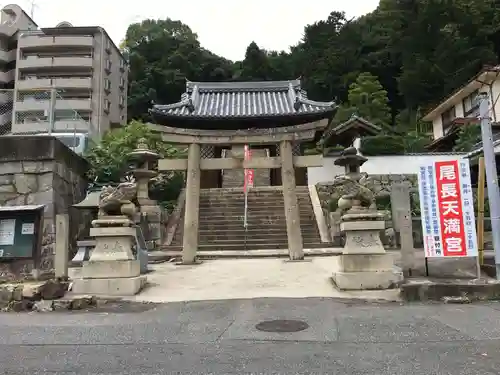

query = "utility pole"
[29,0,37,18]
[478,92,500,279]
[47,87,56,135]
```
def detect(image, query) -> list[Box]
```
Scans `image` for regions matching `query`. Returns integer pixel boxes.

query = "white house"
[422,65,500,150]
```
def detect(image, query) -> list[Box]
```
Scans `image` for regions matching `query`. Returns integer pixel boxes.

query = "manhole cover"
[255,319,309,333]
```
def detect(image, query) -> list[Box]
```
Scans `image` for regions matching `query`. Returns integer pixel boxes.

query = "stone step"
[199,197,311,207]
[198,207,314,218]
[202,200,312,205]
[200,187,309,193]
[199,194,311,200]
[150,248,341,260]
[195,224,318,231]
[198,209,315,215]
[199,197,311,203]
[163,242,331,252]
[200,193,311,199]
[198,214,316,220]
[179,221,318,229]
[197,227,318,234]
[197,219,316,226]
[198,200,311,206]
[198,232,318,242]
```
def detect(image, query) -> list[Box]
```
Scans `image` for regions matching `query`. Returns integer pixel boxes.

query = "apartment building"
[0,4,37,133]
[422,65,500,151]
[11,21,128,137]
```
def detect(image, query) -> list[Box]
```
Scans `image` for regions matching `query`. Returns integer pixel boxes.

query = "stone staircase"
[163,186,330,255]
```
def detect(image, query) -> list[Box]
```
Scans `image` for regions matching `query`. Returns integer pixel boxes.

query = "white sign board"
[417,159,477,258]
[21,223,34,235]
[0,219,15,246]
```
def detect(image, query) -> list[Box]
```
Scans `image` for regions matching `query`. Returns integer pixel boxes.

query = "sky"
[11,0,379,61]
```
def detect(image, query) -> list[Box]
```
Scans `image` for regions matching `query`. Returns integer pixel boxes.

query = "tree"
[453,123,481,152]
[85,121,185,205]
[237,42,272,80]
[122,2,500,134]
[124,19,234,121]
[333,72,392,128]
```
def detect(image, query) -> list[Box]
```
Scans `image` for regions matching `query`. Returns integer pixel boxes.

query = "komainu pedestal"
[72,217,146,295]
[72,179,147,296]
[332,213,403,290]
[329,146,403,290]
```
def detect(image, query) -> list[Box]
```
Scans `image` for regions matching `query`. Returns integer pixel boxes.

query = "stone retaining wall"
[0,136,88,280]
[315,174,418,210]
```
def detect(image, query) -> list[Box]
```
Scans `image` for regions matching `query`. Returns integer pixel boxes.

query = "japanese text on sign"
[417,159,477,258]
[435,161,467,256]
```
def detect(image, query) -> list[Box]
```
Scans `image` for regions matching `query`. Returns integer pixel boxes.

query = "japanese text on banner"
[243,145,254,192]
[435,161,467,256]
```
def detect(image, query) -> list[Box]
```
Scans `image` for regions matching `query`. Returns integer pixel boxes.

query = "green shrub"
[360,135,406,155]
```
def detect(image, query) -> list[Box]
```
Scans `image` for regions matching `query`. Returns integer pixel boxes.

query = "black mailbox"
[0,205,44,260]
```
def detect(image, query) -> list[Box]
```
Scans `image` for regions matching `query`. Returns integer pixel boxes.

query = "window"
[104,78,111,91]
[463,89,480,117]
[119,95,125,107]
[441,106,456,128]
[105,59,112,71]
[104,99,110,112]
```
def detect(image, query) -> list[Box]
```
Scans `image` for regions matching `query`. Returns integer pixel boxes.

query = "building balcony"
[0,49,15,63]
[16,77,92,91]
[0,110,12,127]
[0,69,15,84]
[14,98,92,112]
[10,118,91,134]
[17,56,93,70]
[19,35,93,49]
[0,91,13,103]
[0,24,16,38]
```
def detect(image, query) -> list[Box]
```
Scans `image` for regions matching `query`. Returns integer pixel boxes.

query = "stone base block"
[72,276,146,296]
[338,253,395,272]
[343,229,386,254]
[81,260,140,279]
[340,220,385,232]
[89,227,136,262]
[332,270,403,290]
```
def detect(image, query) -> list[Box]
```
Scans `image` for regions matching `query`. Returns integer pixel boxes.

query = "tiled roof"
[322,115,382,143]
[149,79,336,121]
[466,131,500,157]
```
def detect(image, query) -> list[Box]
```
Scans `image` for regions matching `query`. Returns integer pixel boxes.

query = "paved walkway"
[2,298,500,374]
[129,257,402,303]
[130,257,399,302]
[127,251,481,304]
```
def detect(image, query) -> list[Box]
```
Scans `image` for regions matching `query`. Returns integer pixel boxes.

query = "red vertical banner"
[243,145,254,192]
[435,160,467,256]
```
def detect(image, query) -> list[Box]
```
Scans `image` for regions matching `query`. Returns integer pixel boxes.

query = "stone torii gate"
[148,121,325,264]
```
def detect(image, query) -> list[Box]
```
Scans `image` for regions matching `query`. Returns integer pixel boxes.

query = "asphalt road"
[2,298,500,374]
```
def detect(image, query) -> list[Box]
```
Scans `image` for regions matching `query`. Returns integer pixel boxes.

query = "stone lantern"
[69,188,102,277]
[127,138,162,250]
[333,146,367,180]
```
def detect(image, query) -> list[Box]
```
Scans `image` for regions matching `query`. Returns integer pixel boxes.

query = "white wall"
[308,154,465,185]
